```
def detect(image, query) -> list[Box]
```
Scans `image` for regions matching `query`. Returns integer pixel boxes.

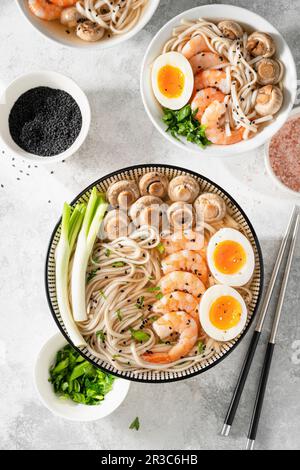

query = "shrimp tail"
[142,352,172,364]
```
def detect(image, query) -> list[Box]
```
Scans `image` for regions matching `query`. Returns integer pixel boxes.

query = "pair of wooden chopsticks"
[221,206,299,450]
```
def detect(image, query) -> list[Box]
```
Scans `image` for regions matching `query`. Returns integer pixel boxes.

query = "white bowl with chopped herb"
[34,333,130,421]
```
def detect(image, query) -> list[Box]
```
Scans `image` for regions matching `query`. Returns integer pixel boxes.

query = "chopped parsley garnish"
[104,249,111,257]
[112,261,125,268]
[135,296,145,310]
[197,341,205,355]
[96,330,105,342]
[155,292,164,300]
[162,104,211,148]
[156,242,165,254]
[116,309,123,321]
[87,269,97,282]
[147,286,161,293]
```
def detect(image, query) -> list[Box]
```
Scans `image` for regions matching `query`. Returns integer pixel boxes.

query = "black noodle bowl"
[45,164,264,383]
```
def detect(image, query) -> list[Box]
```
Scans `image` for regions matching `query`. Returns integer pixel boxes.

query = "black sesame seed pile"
[9,87,82,157]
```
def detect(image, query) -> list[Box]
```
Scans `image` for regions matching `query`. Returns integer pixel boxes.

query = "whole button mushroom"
[107,180,140,209]
[60,7,83,28]
[256,59,283,86]
[168,175,200,203]
[194,193,227,224]
[247,32,276,58]
[218,20,244,40]
[139,172,169,199]
[167,202,195,231]
[76,20,105,42]
[103,209,130,241]
[255,85,283,116]
[129,196,165,228]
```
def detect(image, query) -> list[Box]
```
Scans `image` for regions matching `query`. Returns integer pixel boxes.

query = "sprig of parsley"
[162,104,211,148]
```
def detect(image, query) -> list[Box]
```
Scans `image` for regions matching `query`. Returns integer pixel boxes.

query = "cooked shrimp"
[142,312,198,364]
[162,229,204,255]
[182,35,211,59]
[153,291,200,328]
[189,52,227,75]
[161,250,208,285]
[201,101,244,145]
[159,271,206,299]
[194,70,229,94]
[153,292,199,316]
[51,0,77,6]
[28,0,62,20]
[191,87,225,122]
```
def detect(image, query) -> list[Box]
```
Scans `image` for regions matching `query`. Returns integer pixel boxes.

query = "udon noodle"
[76,0,148,35]
[76,213,253,374]
[162,18,284,139]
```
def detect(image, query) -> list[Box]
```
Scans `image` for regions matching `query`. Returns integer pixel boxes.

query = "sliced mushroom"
[256,59,283,85]
[60,7,83,28]
[255,85,283,116]
[168,176,200,203]
[246,32,276,58]
[139,172,169,199]
[194,193,227,223]
[103,209,130,241]
[129,196,165,228]
[167,202,195,230]
[107,180,140,209]
[218,20,243,40]
[76,20,105,42]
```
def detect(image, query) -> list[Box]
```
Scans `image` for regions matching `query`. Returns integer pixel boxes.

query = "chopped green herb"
[99,290,107,300]
[130,328,150,343]
[197,341,205,355]
[156,242,165,255]
[96,330,105,342]
[104,249,111,257]
[116,309,123,321]
[162,105,211,148]
[147,286,161,293]
[135,296,145,310]
[49,344,115,406]
[129,416,140,431]
[112,261,125,268]
[112,354,120,360]
[155,292,164,300]
[87,269,97,282]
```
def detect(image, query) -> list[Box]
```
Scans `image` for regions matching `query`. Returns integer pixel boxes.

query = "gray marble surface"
[0,0,300,451]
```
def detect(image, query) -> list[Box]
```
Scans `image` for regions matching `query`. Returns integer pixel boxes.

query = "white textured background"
[0,0,299,450]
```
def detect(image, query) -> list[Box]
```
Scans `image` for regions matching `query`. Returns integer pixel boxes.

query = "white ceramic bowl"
[16,0,160,50]
[264,106,300,197]
[141,4,297,157]
[34,333,130,421]
[0,71,91,164]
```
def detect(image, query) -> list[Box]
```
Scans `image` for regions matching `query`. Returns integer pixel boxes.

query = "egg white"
[199,285,248,342]
[151,52,194,110]
[207,228,255,287]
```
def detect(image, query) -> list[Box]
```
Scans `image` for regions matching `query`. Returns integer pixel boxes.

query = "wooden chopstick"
[246,214,300,450]
[221,206,297,437]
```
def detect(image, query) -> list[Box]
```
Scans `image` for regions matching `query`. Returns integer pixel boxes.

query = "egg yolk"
[158,65,185,98]
[213,240,246,275]
[209,296,242,330]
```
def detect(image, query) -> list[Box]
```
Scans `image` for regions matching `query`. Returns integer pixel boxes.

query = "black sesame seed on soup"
[9,87,82,157]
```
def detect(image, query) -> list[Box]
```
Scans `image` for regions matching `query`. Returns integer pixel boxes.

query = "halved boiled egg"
[207,228,255,287]
[151,52,194,110]
[199,285,248,342]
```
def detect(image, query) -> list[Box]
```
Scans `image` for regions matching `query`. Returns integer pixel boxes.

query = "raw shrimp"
[182,35,211,59]
[159,271,206,299]
[201,101,244,145]
[189,52,227,75]
[194,70,229,94]
[191,87,225,122]
[161,250,208,285]
[142,312,198,364]
[162,229,204,255]
[51,0,77,6]
[28,0,62,20]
